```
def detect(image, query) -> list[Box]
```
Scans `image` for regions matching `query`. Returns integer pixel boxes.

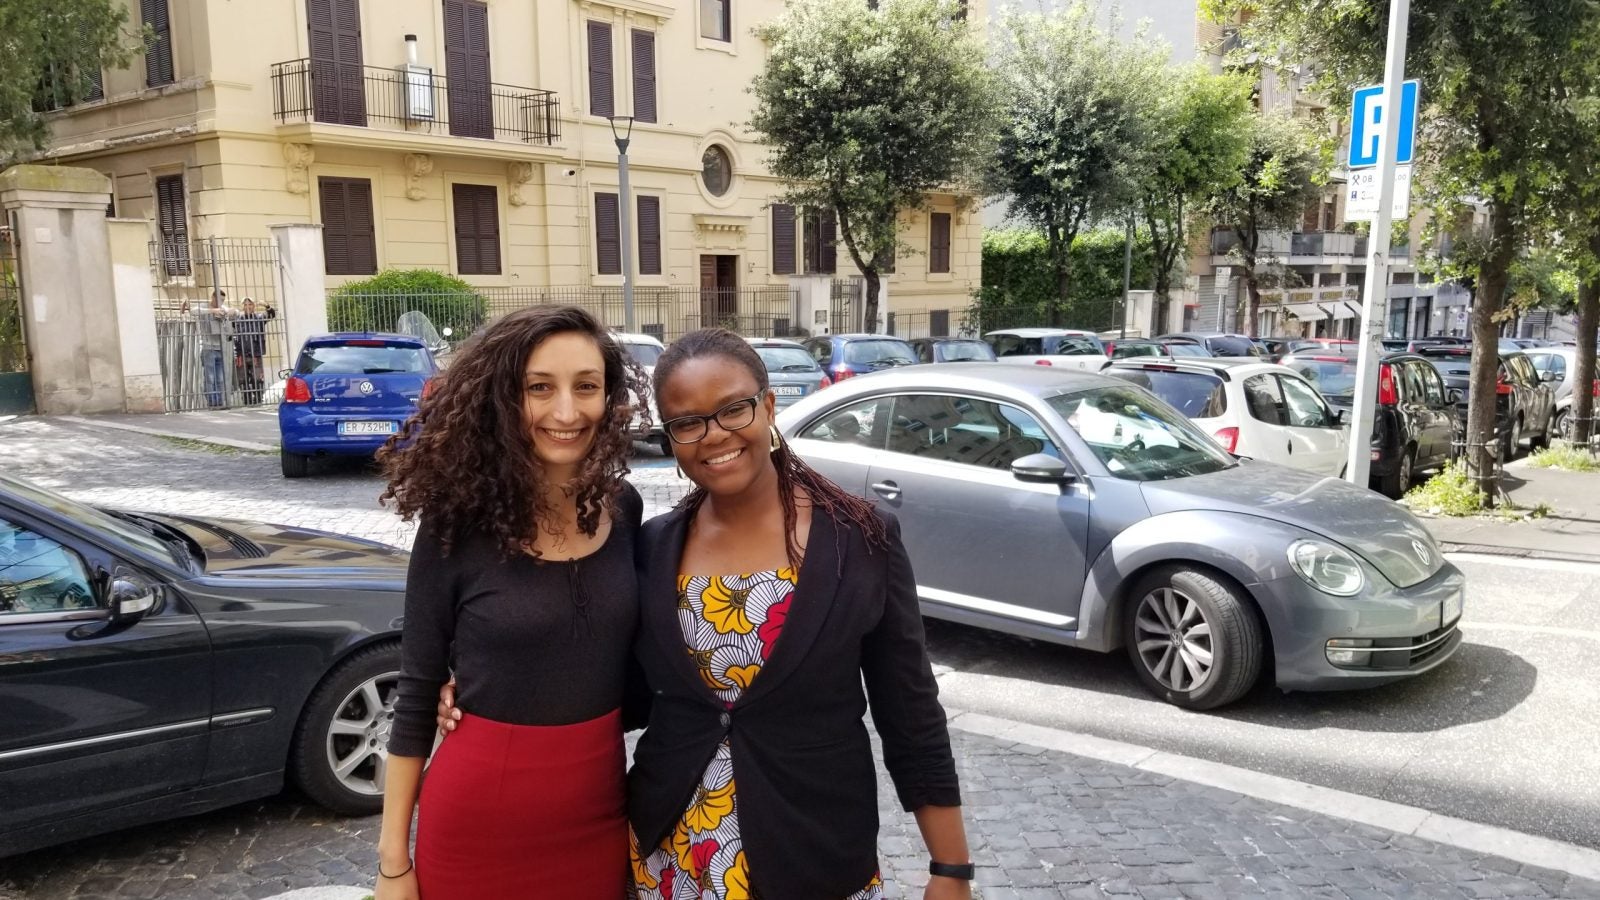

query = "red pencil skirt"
[414,708,628,899]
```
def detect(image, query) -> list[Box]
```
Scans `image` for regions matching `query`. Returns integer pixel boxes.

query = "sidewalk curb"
[945,710,1600,884]
[57,416,278,453]
[1440,541,1600,567]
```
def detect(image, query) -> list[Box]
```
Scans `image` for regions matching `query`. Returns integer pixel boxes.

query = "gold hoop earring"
[769,425,782,452]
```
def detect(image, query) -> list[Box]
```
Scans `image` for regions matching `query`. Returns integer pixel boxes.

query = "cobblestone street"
[3,415,1599,899]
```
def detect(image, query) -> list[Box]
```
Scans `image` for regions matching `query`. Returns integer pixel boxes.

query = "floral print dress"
[630,569,884,900]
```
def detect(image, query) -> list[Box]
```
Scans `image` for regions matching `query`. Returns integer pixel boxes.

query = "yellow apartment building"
[25,0,985,337]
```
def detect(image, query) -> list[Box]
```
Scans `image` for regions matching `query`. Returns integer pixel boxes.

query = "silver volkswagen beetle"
[777,363,1464,710]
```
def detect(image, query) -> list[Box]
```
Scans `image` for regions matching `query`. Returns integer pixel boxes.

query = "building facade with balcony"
[22,0,983,332]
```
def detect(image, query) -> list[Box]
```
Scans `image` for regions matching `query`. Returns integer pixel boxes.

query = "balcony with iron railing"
[1212,228,1410,262]
[270,59,561,146]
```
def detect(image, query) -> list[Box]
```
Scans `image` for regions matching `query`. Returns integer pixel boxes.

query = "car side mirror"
[1446,388,1464,404]
[1011,453,1075,485]
[1541,370,1560,383]
[108,577,158,625]
[277,368,292,380]
[1331,409,1346,427]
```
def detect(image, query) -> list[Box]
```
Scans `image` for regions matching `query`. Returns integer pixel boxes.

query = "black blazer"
[628,504,960,900]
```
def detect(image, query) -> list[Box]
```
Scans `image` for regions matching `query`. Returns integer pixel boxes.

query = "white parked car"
[1105,358,1350,477]
[985,328,1110,372]
[613,331,668,453]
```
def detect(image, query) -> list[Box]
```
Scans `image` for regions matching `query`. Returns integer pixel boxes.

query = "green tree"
[1212,0,1599,496]
[972,227,1155,332]
[989,2,1168,327]
[1544,50,1600,445]
[1202,112,1323,337]
[1137,68,1254,333]
[749,0,995,331]
[1,0,144,160]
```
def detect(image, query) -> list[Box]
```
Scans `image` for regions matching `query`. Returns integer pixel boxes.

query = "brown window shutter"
[155,175,190,276]
[77,19,103,101]
[631,30,656,124]
[452,184,500,275]
[445,0,493,139]
[819,210,837,274]
[637,195,662,275]
[308,0,365,126]
[595,192,621,275]
[319,177,349,274]
[141,0,174,87]
[931,309,951,336]
[320,176,377,275]
[588,21,614,118]
[930,212,951,273]
[771,204,796,275]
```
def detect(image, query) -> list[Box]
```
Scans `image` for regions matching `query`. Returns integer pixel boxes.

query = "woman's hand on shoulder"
[435,678,461,735]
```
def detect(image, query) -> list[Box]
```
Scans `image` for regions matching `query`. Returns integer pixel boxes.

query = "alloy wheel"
[324,670,400,797]
[1133,587,1216,693]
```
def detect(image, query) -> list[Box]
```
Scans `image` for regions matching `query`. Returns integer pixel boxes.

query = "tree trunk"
[1244,273,1262,338]
[834,206,883,332]
[1466,205,1517,505]
[1046,222,1068,329]
[1572,230,1600,445]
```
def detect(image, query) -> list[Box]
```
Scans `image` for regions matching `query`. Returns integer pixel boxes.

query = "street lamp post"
[608,115,638,333]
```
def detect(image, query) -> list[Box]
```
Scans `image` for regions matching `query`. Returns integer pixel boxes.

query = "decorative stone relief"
[507,162,534,206]
[282,143,314,195]
[403,153,434,201]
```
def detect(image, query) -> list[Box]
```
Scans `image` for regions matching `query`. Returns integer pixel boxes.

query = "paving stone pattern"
[3,417,1599,899]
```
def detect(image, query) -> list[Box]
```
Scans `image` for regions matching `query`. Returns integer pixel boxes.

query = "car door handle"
[871,480,901,500]
[1286,442,1293,454]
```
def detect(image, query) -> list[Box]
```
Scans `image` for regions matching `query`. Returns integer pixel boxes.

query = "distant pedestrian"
[197,290,232,408]
[233,298,275,405]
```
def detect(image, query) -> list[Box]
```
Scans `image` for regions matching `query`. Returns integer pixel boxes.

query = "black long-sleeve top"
[387,484,643,758]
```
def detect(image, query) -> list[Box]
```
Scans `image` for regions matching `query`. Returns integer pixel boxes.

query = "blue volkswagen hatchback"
[277,333,440,478]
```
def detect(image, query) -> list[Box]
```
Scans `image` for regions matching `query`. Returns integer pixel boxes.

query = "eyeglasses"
[662,392,766,445]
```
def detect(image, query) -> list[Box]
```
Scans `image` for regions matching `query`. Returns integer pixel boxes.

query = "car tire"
[1555,408,1572,442]
[1381,446,1416,499]
[281,449,310,479]
[290,641,401,816]
[1123,566,1264,711]
[1503,416,1522,461]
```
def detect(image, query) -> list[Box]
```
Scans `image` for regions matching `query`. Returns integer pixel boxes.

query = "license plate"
[339,421,397,436]
[1441,590,1463,628]
[772,385,805,396]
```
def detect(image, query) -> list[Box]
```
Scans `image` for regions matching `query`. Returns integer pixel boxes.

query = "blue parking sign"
[1348,80,1419,169]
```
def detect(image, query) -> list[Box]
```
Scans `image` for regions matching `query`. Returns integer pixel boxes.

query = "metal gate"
[150,237,290,411]
[830,277,859,334]
[0,220,33,416]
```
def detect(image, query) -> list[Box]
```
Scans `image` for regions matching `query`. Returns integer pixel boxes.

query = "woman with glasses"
[373,306,650,900]
[629,329,973,900]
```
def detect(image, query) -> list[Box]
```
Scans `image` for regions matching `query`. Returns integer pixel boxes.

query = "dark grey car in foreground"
[778,363,1464,710]
[0,473,408,857]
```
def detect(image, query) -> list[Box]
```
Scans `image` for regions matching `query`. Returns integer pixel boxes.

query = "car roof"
[746,337,806,348]
[827,333,909,341]
[917,336,984,343]
[1106,358,1289,382]
[985,327,1097,337]
[612,331,665,346]
[307,332,426,345]
[811,361,1112,398]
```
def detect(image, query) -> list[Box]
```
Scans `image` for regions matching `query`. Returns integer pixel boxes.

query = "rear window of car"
[1417,348,1472,376]
[298,343,427,375]
[1112,343,1161,359]
[622,342,663,368]
[843,340,916,365]
[1166,343,1210,357]
[1206,336,1261,357]
[1285,358,1358,403]
[988,335,1043,357]
[754,346,817,372]
[937,340,996,362]
[1104,369,1229,418]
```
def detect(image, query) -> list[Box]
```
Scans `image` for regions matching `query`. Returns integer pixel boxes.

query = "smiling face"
[521,331,608,481]
[658,355,778,497]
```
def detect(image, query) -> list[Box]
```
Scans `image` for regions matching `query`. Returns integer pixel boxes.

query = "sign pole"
[1346,0,1410,489]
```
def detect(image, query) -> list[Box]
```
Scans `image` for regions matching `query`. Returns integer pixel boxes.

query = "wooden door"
[308,0,365,125]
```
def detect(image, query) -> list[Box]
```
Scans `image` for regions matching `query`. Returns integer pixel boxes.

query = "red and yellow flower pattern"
[630,570,882,900]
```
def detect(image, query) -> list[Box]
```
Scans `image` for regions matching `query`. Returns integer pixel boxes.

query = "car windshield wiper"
[363,368,406,374]
[779,364,816,372]
[109,511,202,573]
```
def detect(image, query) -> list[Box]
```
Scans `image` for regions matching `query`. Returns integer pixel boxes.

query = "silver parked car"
[746,338,830,409]
[777,363,1464,710]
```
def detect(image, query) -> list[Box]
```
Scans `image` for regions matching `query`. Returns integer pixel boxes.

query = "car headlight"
[1287,540,1365,597]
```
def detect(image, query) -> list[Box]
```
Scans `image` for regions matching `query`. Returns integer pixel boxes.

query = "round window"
[701,145,733,197]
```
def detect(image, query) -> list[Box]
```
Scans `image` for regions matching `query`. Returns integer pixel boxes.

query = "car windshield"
[938,341,995,362]
[1113,343,1161,359]
[298,343,427,375]
[1286,358,1359,402]
[1,475,181,566]
[1102,368,1228,419]
[1165,343,1210,358]
[844,340,916,366]
[754,346,817,372]
[623,342,663,368]
[1046,386,1234,481]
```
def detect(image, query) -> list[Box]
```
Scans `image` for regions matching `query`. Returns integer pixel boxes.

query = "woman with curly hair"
[373,305,649,900]
[627,329,973,900]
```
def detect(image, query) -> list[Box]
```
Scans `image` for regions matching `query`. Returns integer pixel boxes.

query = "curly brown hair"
[378,306,649,558]
[653,328,888,566]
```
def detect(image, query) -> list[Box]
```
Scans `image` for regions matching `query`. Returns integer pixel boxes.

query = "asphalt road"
[921,552,1600,850]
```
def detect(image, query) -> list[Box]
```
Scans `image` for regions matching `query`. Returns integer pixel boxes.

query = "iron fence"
[271,58,561,145]
[0,222,33,415]
[884,309,956,340]
[149,238,289,411]
[327,285,803,348]
[830,278,859,334]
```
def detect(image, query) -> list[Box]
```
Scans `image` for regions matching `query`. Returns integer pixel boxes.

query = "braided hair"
[653,329,889,567]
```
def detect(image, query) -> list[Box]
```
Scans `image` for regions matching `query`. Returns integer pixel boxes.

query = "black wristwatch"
[929,860,976,880]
